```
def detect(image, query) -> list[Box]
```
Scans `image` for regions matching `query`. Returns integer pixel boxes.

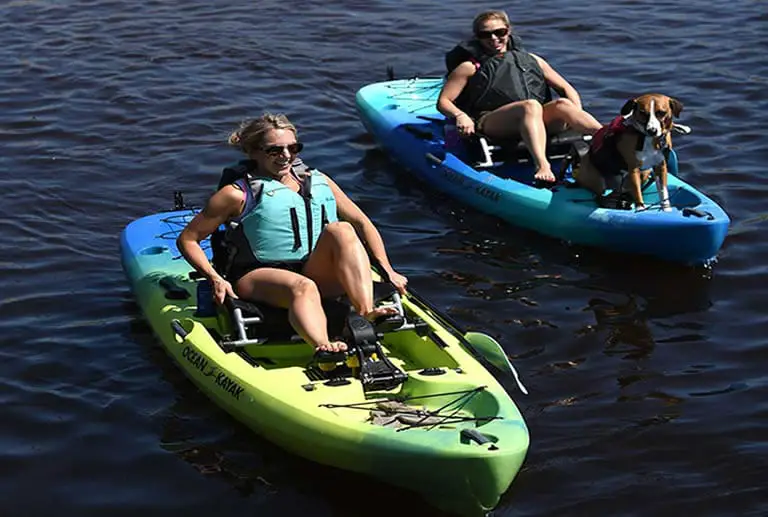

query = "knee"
[550,98,577,114]
[290,275,320,299]
[322,221,359,246]
[520,99,544,117]
[552,98,575,109]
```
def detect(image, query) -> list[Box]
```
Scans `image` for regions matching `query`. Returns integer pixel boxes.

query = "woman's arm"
[325,175,408,293]
[176,185,242,303]
[533,54,583,110]
[437,61,478,135]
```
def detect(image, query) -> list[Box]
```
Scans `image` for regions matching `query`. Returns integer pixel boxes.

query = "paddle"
[406,287,528,395]
[464,331,528,395]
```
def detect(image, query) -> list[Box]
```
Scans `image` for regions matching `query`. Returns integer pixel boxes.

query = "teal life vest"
[217,159,338,276]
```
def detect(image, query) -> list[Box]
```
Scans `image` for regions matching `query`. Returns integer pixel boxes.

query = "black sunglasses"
[262,142,304,156]
[476,27,509,40]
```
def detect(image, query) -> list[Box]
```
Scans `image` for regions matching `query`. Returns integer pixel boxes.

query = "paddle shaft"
[369,258,509,377]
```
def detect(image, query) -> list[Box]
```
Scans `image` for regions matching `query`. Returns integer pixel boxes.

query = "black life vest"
[445,35,551,118]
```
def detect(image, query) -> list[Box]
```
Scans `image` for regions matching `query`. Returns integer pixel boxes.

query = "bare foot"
[364,306,399,322]
[316,340,347,352]
[534,165,556,183]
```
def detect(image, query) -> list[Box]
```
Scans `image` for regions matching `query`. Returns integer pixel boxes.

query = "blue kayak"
[355,78,730,266]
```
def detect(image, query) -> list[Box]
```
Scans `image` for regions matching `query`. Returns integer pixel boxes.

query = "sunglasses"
[476,27,509,40]
[262,142,304,156]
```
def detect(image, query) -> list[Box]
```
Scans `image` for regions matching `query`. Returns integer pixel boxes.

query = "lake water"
[1,0,766,515]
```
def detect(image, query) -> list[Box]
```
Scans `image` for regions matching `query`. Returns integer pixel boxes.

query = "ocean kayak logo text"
[440,166,500,202]
[182,346,244,400]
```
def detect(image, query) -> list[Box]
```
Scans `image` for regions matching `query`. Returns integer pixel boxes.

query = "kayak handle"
[461,428,498,450]
[682,207,714,220]
[425,153,443,165]
[171,319,189,339]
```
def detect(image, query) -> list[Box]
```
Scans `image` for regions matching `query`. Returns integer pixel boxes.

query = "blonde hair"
[472,10,512,35]
[228,113,297,155]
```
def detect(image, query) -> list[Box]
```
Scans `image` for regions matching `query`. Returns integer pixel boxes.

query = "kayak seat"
[471,130,591,170]
[224,296,351,345]
[444,123,591,174]
[219,281,413,353]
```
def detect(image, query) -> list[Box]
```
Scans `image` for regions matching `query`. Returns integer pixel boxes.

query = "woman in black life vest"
[437,10,602,182]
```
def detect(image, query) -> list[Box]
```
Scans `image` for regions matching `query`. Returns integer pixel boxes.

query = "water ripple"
[1,0,766,516]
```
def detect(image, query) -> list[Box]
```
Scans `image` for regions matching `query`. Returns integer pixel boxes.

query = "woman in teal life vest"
[437,10,603,183]
[177,113,407,353]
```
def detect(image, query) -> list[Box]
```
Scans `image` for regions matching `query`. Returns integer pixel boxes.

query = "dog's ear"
[620,98,636,117]
[669,98,684,118]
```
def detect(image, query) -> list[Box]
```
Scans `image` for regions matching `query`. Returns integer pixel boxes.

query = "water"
[1,0,766,515]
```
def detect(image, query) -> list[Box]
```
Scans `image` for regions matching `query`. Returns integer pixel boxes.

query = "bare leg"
[543,98,603,135]
[235,268,346,352]
[303,221,397,320]
[480,100,554,182]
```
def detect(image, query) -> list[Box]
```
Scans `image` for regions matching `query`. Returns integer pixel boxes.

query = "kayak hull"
[356,78,730,266]
[121,210,529,516]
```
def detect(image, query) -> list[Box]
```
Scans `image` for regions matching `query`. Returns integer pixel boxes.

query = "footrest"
[373,313,405,333]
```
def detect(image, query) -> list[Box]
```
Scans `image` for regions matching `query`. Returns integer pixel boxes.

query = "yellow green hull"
[121,210,529,516]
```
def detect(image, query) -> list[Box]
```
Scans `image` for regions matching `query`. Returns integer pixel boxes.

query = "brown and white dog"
[574,93,688,211]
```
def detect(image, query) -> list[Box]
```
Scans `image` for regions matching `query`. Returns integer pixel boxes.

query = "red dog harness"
[588,115,633,177]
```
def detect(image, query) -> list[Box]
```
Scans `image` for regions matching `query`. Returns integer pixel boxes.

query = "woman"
[437,10,603,182]
[177,113,407,353]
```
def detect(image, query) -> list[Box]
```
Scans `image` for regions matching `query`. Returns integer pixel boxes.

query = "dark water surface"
[1,1,766,515]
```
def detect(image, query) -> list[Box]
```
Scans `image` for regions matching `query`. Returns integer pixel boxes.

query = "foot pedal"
[373,313,405,333]
[343,313,407,392]
[313,349,358,377]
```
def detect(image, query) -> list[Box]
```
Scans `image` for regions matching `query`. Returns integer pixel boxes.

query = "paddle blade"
[464,332,528,395]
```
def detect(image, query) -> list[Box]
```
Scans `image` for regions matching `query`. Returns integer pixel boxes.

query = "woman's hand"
[455,113,475,136]
[387,270,409,295]
[211,275,238,305]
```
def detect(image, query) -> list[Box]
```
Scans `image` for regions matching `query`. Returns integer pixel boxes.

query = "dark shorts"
[228,259,308,284]
[475,111,491,133]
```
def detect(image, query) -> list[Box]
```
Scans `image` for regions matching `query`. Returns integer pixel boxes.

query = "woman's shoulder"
[446,40,484,74]
[215,182,247,204]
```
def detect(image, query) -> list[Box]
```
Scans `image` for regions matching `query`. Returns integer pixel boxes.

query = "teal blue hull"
[356,78,730,265]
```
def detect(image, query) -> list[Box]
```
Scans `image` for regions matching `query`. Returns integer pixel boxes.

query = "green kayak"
[120,207,529,516]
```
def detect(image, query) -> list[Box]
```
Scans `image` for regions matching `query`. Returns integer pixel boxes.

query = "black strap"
[289,207,302,251]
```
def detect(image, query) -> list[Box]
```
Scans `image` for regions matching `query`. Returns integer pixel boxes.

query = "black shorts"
[228,259,307,284]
